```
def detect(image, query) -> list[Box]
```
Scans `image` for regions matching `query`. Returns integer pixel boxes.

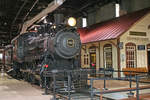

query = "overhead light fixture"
[0,53,2,59]
[55,0,65,5]
[49,22,53,25]
[68,17,76,27]
[34,27,37,31]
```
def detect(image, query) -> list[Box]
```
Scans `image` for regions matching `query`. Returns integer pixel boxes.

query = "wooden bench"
[122,67,148,76]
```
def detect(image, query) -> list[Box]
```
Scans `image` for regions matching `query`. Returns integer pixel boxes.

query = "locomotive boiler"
[12,24,81,68]
[7,24,83,88]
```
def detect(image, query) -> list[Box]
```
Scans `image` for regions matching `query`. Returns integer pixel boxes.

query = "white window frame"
[126,43,137,68]
[82,18,87,27]
[115,3,120,17]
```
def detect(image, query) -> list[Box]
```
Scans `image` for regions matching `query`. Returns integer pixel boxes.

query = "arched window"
[104,44,112,68]
[126,43,136,68]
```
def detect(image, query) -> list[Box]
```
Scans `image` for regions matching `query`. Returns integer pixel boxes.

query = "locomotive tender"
[5,24,83,88]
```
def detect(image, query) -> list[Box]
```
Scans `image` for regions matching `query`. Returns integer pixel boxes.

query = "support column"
[117,39,121,77]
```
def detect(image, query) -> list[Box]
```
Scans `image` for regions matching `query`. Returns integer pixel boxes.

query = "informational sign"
[129,31,147,36]
[138,45,145,50]
[118,42,123,49]
[121,54,125,62]
[127,37,149,42]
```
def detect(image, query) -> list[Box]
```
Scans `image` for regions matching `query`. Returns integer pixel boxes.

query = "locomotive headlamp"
[68,17,76,26]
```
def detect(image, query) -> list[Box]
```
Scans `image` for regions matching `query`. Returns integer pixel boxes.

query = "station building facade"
[78,8,150,77]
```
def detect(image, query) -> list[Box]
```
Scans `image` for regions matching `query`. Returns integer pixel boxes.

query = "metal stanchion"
[90,78,94,100]
[1,68,4,77]
[103,69,107,90]
[127,71,134,97]
[129,72,132,90]
[53,73,56,100]
[43,71,49,95]
[136,75,139,100]
[44,76,48,95]
[67,71,71,100]
[99,88,103,100]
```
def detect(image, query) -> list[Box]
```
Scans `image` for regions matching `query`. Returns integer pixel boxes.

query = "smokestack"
[54,13,64,25]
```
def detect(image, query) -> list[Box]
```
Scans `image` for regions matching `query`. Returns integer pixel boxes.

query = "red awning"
[78,7,150,43]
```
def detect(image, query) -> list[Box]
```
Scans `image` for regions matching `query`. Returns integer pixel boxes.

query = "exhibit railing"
[43,69,150,100]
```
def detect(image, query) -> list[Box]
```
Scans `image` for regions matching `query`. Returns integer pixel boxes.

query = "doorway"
[89,46,96,77]
[147,44,150,72]
[90,53,96,77]
[90,53,96,67]
[89,46,96,69]
[104,44,112,68]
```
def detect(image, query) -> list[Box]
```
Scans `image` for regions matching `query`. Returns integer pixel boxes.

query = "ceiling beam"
[0,37,10,40]
[20,0,65,34]
[11,0,28,25]
[0,31,7,34]
[9,0,28,39]
[23,0,39,22]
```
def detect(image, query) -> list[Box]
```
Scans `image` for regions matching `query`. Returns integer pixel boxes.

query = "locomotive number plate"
[67,39,74,47]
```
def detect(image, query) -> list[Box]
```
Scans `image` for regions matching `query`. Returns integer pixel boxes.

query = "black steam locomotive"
[4,24,85,89]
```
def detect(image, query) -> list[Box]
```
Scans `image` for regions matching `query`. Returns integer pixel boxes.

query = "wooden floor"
[1,71,150,100]
[96,84,150,100]
[121,93,150,100]
[0,73,52,100]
